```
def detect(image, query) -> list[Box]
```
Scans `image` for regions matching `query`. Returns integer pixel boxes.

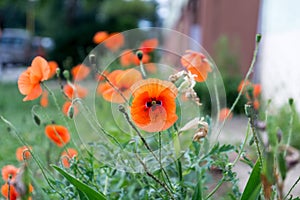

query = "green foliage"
[241,161,261,200]
[52,165,107,200]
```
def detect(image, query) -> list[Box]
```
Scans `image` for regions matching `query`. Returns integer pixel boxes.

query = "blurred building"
[163,0,260,75]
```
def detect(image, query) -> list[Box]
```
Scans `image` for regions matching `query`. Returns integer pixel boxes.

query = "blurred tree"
[0,0,159,68]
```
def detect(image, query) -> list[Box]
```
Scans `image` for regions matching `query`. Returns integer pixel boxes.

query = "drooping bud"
[67,104,74,119]
[136,50,143,61]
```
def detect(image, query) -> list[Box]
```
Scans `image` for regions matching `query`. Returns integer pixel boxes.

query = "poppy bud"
[32,113,41,126]
[67,104,74,119]
[63,70,70,80]
[136,50,143,61]
[256,34,262,43]
[89,54,96,65]
[288,98,294,106]
[56,68,61,78]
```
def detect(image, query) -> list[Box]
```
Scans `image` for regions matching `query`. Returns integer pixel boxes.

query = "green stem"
[284,176,300,200]
[232,123,250,166]
[205,177,225,199]
[216,34,261,139]
[284,103,294,157]
[0,116,64,198]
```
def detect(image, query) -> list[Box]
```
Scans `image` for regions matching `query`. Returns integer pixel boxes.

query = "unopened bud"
[63,70,70,80]
[68,104,74,119]
[56,68,61,78]
[136,50,143,61]
[32,113,41,126]
[89,54,96,65]
[256,34,262,43]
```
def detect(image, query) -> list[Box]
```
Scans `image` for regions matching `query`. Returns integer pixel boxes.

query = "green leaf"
[241,161,261,200]
[192,174,203,200]
[52,165,106,200]
[278,152,287,181]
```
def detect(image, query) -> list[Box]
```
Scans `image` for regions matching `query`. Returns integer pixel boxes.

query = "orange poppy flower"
[64,83,88,99]
[61,148,78,168]
[120,49,134,67]
[71,64,91,81]
[18,56,50,101]
[130,78,178,132]
[140,38,158,53]
[219,108,233,121]
[145,63,157,74]
[237,80,251,93]
[95,70,109,82]
[93,31,109,44]
[104,33,124,52]
[253,99,260,110]
[98,69,143,103]
[48,61,58,79]
[45,124,70,147]
[40,90,48,107]
[1,183,18,200]
[181,50,212,82]
[2,165,18,181]
[62,101,79,117]
[16,146,32,161]
[253,84,261,98]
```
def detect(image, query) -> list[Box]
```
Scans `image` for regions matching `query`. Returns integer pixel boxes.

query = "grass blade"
[241,161,261,200]
[52,165,106,200]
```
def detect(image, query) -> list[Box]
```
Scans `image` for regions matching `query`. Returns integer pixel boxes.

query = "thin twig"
[284,176,300,200]
[135,153,175,199]
[118,105,173,191]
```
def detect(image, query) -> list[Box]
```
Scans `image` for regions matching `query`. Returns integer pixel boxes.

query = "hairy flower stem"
[205,177,226,199]
[97,71,129,104]
[217,34,261,139]
[245,104,263,166]
[135,153,175,199]
[118,105,173,191]
[0,116,64,198]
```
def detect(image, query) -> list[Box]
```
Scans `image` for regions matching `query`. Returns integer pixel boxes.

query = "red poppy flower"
[253,84,261,98]
[104,33,124,52]
[253,99,260,110]
[1,183,18,200]
[130,78,178,132]
[120,49,134,67]
[93,31,109,44]
[40,90,48,107]
[120,49,150,67]
[64,83,88,99]
[71,64,91,81]
[95,70,109,82]
[219,108,233,121]
[45,125,70,147]
[62,101,79,117]
[48,61,58,79]
[237,80,251,93]
[181,50,212,82]
[97,69,143,103]
[139,38,158,53]
[16,146,32,161]
[2,165,18,181]
[18,56,50,101]
[145,63,157,74]
[61,148,78,168]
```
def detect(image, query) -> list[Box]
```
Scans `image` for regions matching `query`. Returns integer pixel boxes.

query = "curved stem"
[216,34,261,139]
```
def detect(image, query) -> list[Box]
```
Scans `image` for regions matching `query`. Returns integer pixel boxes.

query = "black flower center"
[146,99,162,108]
